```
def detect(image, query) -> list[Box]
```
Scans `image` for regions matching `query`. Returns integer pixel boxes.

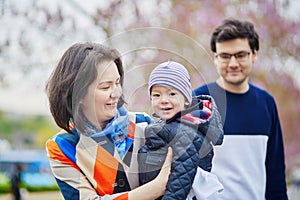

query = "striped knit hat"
[148,61,192,104]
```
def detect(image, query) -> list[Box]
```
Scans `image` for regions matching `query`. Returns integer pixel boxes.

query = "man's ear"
[213,55,218,66]
[252,50,258,62]
[213,53,218,67]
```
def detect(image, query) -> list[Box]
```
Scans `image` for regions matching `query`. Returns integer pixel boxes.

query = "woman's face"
[81,61,122,129]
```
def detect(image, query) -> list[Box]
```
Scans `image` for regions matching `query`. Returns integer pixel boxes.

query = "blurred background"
[0,0,300,199]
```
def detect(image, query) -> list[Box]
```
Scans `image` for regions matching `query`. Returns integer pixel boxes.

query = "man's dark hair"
[211,18,259,53]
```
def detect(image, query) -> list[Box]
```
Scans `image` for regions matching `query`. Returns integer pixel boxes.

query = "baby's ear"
[184,101,189,107]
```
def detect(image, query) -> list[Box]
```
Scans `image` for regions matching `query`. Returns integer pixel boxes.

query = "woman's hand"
[128,147,173,200]
[155,147,173,191]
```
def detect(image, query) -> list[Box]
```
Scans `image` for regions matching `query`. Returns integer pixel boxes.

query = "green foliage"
[20,182,59,192]
[0,110,59,148]
[0,111,19,137]
[0,172,10,193]
[0,172,59,194]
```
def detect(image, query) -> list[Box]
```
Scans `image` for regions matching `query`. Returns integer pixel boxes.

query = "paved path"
[0,190,63,200]
[288,186,300,200]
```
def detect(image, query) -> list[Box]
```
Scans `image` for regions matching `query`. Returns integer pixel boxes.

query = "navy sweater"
[194,82,288,200]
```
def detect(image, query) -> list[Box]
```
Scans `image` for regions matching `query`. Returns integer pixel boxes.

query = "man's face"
[214,38,257,88]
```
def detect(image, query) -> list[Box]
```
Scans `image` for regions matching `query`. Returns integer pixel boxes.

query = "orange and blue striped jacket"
[46,112,151,200]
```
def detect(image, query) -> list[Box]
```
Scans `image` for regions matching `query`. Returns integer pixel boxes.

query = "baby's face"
[150,85,188,120]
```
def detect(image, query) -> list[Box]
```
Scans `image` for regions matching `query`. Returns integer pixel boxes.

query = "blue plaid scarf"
[88,107,130,159]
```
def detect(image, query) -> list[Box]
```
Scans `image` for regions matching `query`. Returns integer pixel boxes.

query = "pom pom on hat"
[148,61,192,104]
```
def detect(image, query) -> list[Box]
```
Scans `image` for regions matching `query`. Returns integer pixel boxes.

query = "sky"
[0,0,299,116]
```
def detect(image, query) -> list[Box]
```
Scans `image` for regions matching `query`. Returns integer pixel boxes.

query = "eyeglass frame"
[214,51,252,63]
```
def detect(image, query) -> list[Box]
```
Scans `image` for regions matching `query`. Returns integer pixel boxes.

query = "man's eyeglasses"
[215,51,251,63]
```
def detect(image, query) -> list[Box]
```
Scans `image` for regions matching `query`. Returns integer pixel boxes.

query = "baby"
[138,61,224,200]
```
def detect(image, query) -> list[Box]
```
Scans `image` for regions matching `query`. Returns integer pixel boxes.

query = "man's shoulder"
[249,84,275,100]
[193,82,217,95]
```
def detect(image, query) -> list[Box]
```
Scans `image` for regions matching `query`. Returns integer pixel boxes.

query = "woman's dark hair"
[46,42,124,134]
[211,18,259,53]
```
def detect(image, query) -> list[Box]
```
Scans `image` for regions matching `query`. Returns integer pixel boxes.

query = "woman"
[45,42,172,200]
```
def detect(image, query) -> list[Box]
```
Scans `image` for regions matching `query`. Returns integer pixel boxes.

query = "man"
[193,18,288,199]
